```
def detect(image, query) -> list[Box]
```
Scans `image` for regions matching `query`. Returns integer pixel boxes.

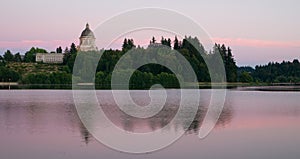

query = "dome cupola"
[80,23,95,38]
[78,23,97,52]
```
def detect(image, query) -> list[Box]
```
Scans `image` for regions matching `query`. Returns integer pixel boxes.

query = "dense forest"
[253,60,300,83]
[0,36,299,89]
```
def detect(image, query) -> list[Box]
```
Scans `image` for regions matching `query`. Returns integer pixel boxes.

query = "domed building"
[78,23,98,52]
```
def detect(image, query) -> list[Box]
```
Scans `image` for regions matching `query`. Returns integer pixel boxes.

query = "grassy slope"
[6,62,66,77]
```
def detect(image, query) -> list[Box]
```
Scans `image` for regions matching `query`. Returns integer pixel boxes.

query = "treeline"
[0,47,70,86]
[0,36,246,88]
[2,35,299,89]
[70,36,237,89]
[253,60,300,83]
[1,48,48,63]
[94,70,180,89]
[0,48,50,83]
[21,72,72,89]
[0,66,20,82]
[237,60,300,83]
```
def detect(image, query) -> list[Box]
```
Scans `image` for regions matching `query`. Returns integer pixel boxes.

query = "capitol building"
[36,23,97,63]
[78,23,98,52]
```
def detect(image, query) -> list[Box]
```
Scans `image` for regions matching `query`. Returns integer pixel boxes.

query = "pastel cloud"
[0,39,78,52]
[212,37,300,48]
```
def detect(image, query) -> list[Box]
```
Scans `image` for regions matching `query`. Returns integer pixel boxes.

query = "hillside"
[6,62,68,77]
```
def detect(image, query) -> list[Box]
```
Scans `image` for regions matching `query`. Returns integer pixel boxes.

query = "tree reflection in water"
[97,91,233,136]
[0,90,233,146]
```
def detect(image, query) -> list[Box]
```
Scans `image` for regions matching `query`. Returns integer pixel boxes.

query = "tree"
[122,38,135,52]
[127,39,135,49]
[150,37,156,44]
[0,66,20,82]
[56,46,63,53]
[160,37,171,47]
[70,43,77,54]
[167,38,171,47]
[0,55,4,66]
[174,36,179,50]
[239,71,253,83]
[24,47,47,62]
[95,71,108,89]
[3,50,14,62]
[225,47,237,82]
[274,75,288,83]
[293,59,299,64]
[253,59,300,83]
[156,72,179,88]
[63,43,77,66]
[66,53,76,72]
[122,38,128,51]
[161,37,166,45]
[211,44,237,82]
[14,53,22,62]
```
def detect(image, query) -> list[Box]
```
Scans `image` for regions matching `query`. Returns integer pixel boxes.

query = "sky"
[0,0,299,66]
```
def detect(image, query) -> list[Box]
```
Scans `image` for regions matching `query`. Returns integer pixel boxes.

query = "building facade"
[78,23,98,52]
[36,53,64,63]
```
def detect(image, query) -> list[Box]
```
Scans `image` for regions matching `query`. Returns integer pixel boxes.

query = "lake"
[0,90,299,159]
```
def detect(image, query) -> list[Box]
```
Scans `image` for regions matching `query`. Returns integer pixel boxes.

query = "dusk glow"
[1,1,300,158]
[0,0,299,66]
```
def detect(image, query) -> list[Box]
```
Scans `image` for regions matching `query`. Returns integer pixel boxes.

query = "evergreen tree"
[122,38,135,51]
[293,59,299,64]
[70,43,77,54]
[150,37,156,44]
[14,53,22,62]
[0,55,5,66]
[122,38,128,51]
[253,59,300,83]
[56,46,63,53]
[174,36,179,50]
[127,39,135,49]
[161,37,165,45]
[3,50,14,62]
[167,38,172,47]
[161,37,171,47]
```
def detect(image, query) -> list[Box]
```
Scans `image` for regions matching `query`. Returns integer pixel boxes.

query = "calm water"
[0,90,299,159]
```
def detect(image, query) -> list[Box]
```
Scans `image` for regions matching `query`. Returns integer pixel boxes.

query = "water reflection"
[104,103,233,135]
[187,104,233,134]
[79,123,91,145]
[0,90,233,145]
[1,90,300,159]
[96,90,233,136]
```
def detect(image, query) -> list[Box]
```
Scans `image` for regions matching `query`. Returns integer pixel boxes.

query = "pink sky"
[213,38,300,49]
[0,0,299,66]
[1,36,298,66]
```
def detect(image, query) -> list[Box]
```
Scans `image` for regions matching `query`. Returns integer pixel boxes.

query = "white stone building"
[36,53,64,63]
[78,23,98,52]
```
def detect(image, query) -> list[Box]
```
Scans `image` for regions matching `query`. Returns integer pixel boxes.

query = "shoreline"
[236,85,300,92]
[1,83,300,92]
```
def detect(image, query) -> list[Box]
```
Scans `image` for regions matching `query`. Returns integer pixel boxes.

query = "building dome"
[78,23,97,52]
[80,23,95,38]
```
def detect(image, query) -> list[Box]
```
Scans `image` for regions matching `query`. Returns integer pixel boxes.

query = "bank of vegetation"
[0,36,299,89]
